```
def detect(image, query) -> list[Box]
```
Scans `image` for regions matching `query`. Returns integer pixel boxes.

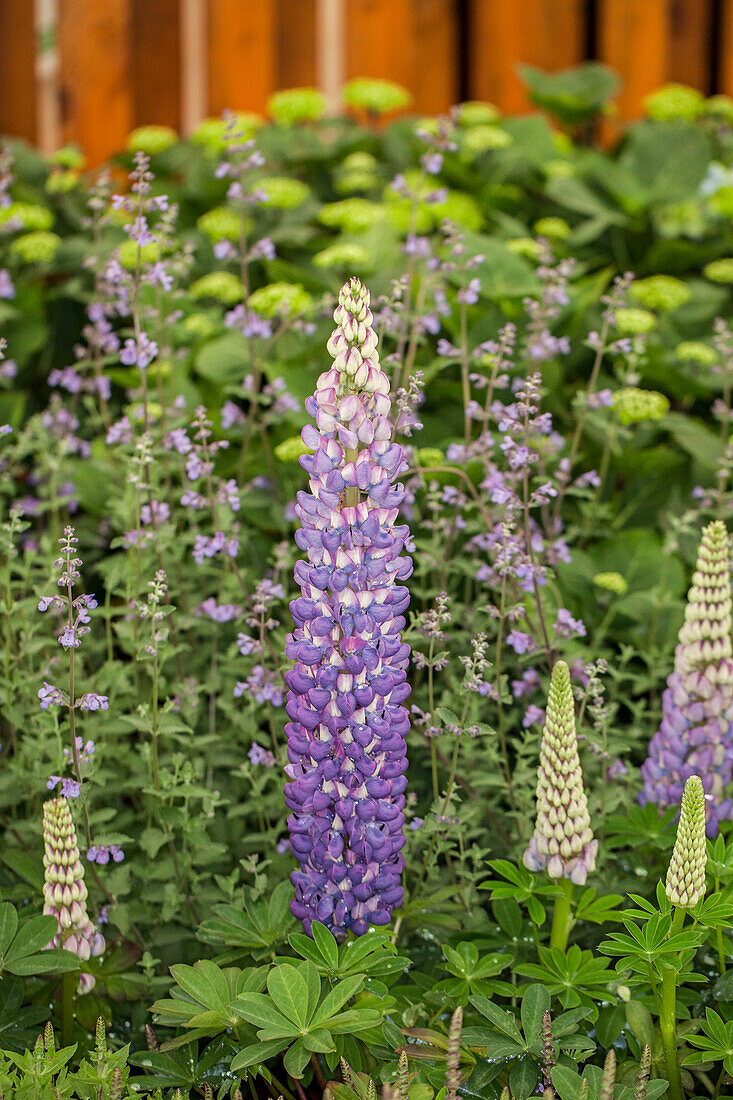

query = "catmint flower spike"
[665,775,707,908]
[523,660,597,885]
[285,277,412,939]
[42,798,105,968]
[641,520,733,835]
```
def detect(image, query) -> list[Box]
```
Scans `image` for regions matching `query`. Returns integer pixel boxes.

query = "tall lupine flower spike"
[523,660,597,885]
[641,520,733,835]
[42,798,104,977]
[665,775,707,908]
[284,277,412,938]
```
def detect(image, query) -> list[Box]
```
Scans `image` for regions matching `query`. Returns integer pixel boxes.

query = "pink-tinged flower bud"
[42,798,105,983]
[286,278,412,939]
[641,521,733,835]
[523,661,597,885]
[665,775,707,908]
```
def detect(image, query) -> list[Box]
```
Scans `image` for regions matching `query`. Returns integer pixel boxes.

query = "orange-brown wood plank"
[131,0,182,130]
[597,0,670,125]
[0,0,37,143]
[720,0,733,98]
[276,0,317,89]
[208,0,277,116]
[58,0,134,164]
[345,0,458,114]
[470,0,585,114]
[667,0,713,92]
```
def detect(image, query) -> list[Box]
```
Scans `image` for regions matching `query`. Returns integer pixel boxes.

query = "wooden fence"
[0,0,731,166]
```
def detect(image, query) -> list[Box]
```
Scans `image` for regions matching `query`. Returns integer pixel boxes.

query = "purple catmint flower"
[248,742,276,767]
[0,268,15,298]
[640,521,733,835]
[39,682,65,709]
[284,278,412,939]
[42,798,105,974]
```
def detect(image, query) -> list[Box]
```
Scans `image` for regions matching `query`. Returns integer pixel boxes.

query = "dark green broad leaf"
[128,1046,201,1089]
[0,904,80,977]
[520,983,550,1043]
[0,976,50,1052]
[519,62,620,125]
[604,121,712,211]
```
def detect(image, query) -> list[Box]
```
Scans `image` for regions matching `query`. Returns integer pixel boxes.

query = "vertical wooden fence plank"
[0,0,38,143]
[316,0,345,112]
[207,0,276,117]
[597,0,670,126]
[720,0,733,98]
[470,0,586,113]
[131,0,181,131]
[413,0,458,114]
[57,0,133,165]
[181,0,208,134]
[667,0,713,92]
[277,0,317,90]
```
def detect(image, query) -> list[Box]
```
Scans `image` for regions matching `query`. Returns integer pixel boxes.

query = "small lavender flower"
[665,774,707,908]
[640,521,733,835]
[284,277,412,938]
[523,660,597,885]
[42,798,105,964]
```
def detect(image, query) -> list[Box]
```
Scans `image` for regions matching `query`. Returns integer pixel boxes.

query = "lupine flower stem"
[549,878,574,952]
[61,970,76,1047]
[660,907,685,1100]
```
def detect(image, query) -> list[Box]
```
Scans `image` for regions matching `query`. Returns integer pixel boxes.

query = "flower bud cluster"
[42,798,105,962]
[523,660,597,885]
[665,775,707,908]
[641,521,733,834]
[285,278,412,938]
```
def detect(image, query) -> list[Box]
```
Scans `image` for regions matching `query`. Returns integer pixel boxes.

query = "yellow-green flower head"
[705,95,733,126]
[257,175,310,210]
[342,78,412,114]
[613,387,669,425]
[630,275,691,312]
[710,186,733,218]
[506,237,543,260]
[0,202,54,232]
[181,313,217,340]
[645,83,705,122]
[190,113,262,154]
[318,198,382,234]
[248,281,312,318]
[46,145,84,170]
[461,125,512,157]
[335,151,380,194]
[523,660,598,885]
[267,87,326,126]
[544,159,576,180]
[46,169,80,195]
[534,216,572,241]
[457,101,500,127]
[653,199,706,240]
[10,230,61,264]
[594,572,628,596]
[197,206,244,243]
[118,239,160,270]
[417,447,444,468]
[675,341,719,367]
[435,191,483,231]
[665,775,707,907]
[189,271,243,305]
[704,258,733,284]
[614,307,658,335]
[313,242,371,271]
[275,435,311,462]
[127,125,178,155]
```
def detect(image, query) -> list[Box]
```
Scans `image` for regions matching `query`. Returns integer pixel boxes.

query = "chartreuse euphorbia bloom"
[284,278,412,939]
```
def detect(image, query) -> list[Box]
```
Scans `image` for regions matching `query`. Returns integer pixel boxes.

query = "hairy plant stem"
[61,970,76,1047]
[549,878,574,951]
[659,907,685,1100]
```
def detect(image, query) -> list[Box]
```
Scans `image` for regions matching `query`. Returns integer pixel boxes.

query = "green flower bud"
[267,87,326,126]
[181,313,217,340]
[544,159,576,180]
[127,125,178,155]
[593,572,628,595]
[417,448,444,468]
[0,202,54,231]
[197,206,244,243]
[335,152,380,195]
[614,308,658,335]
[644,83,705,121]
[248,281,312,318]
[457,101,500,127]
[275,436,311,462]
[534,217,572,241]
[46,169,80,195]
[189,271,243,305]
[705,95,733,125]
[704,258,733,284]
[46,145,84,170]
[118,239,160,270]
[434,191,483,231]
[506,237,543,260]
[710,187,733,218]
[313,242,371,270]
[10,230,61,264]
[257,175,310,210]
[318,198,382,234]
[460,125,512,157]
[665,775,707,907]
[629,275,691,312]
[675,341,719,367]
[342,78,411,114]
[613,387,669,425]
[190,113,262,154]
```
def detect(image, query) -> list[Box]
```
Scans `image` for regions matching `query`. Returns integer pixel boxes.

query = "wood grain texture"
[0,0,38,142]
[277,0,317,89]
[208,0,276,115]
[667,0,712,92]
[57,0,134,164]
[131,0,181,130]
[597,0,670,124]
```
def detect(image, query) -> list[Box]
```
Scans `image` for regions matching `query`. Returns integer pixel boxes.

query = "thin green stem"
[660,907,685,1100]
[61,971,76,1047]
[549,878,574,952]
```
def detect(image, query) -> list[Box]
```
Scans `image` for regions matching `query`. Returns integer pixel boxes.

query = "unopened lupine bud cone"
[523,660,597,885]
[285,278,412,938]
[42,798,105,967]
[665,775,707,907]
[599,1049,616,1100]
[634,1045,652,1100]
[641,521,733,835]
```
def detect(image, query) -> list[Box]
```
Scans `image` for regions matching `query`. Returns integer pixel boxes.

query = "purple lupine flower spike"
[284,277,413,939]
[640,520,733,835]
